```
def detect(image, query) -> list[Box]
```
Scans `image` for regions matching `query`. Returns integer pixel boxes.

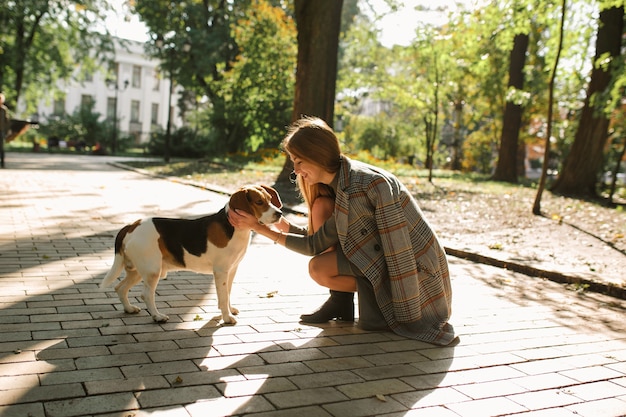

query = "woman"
[229,116,455,346]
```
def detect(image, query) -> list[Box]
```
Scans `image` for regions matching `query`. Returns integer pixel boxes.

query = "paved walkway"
[1,152,626,417]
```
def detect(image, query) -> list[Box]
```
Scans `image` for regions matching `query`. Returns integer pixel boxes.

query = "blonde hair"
[283,116,341,233]
[281,116,342,174]
[297,176,335,234]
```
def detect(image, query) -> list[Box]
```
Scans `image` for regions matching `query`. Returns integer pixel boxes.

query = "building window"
[107,97,116,120]
[151,103,159,124]
[108,62,120,83]
[53,98,65,116]
[153,73,160,91]
[131,100,140,122]
[132,65,141,88]
[80,94,94,109]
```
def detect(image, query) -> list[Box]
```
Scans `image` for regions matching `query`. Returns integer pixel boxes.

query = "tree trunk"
[607,137,626,204]
[550,5,624,197]
[533,0,566,215]
[492,33,529,183]
[276,0,343,184]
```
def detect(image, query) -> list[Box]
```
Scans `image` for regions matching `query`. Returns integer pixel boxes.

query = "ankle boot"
[300,290,355,323]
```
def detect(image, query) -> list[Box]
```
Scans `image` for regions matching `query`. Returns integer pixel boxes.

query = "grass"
[119,152,543,201]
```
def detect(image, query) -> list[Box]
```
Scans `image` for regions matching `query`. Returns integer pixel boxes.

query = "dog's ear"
[229,188,253,215]
[261,185,282,209]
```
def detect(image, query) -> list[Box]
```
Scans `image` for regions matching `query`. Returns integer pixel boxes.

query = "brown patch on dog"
[114,219,142,254]
[157,236,184,267]
[260,185,283,208]
[208,221,230,248]
[229,188,253,215]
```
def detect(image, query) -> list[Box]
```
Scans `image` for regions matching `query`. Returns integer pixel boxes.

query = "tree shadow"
[454,257,626,338]
[544,213,626,257]
[1,248,456,417]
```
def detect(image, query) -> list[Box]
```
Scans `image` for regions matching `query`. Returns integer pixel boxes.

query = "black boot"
[300,290,355,323]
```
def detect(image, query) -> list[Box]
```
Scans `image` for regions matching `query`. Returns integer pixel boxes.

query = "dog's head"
[229,184,283,225]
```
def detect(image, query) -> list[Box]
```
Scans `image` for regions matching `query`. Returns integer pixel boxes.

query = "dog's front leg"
[226,266,240,316]
[214,268,237,325]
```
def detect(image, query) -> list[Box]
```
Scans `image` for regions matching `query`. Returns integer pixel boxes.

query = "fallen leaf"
[260,291,278,298]
[375,394,387,402]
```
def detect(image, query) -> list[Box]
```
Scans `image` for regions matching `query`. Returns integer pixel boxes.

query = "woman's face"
[292,155,325,184]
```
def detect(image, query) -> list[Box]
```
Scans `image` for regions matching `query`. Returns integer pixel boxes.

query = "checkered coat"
[335,157,454,345]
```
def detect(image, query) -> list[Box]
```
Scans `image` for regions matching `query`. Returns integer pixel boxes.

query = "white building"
[35,38,183,145]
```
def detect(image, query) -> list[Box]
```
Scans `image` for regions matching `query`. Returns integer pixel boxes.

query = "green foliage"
[212,0,297,153]
[343,115,414,160]
[147,127,215,158]
[38,103,121,152]
[135,0,295,156]
[0,0,115,114]
[462,129,497,174]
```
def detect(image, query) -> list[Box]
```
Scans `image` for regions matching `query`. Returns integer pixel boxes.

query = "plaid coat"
[335,157,454,345]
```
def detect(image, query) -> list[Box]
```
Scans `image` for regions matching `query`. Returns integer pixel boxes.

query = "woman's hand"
[228,208,260,230]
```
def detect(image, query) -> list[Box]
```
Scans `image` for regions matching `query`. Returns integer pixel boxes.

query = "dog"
[101,184,282,324]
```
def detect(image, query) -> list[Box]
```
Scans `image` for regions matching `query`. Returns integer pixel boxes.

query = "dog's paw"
[124,305,141,314]
[230,306,240,315]
[222,315,237,326]
[152,313,170,322]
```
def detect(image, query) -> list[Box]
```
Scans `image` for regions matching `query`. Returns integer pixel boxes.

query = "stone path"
[1,153,625,417]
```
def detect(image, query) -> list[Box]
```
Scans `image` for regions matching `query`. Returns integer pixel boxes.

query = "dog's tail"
[101,221,140,288]
[101,253,124,288]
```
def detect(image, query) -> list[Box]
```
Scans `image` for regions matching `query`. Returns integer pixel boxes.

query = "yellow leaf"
[376,394,387,402]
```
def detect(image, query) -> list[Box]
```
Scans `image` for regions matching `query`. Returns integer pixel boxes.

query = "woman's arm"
[228,208,338,256]
[228,209,288,244]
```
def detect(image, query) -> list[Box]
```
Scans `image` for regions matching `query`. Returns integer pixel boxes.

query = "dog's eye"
[254,200,264,206]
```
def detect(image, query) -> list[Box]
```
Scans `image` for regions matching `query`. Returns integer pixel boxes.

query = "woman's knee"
[308,256,330,285]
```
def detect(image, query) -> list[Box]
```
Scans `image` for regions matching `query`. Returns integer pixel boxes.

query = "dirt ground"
[407,179,626,293]
[123,162,626,298]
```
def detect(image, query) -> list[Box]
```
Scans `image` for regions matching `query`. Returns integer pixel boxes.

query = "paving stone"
[185,394,275,416]
[44,392,139,417]
[243,405,332,417]
[337,378,415,399]
[265,386,348,408]
[323,396,408,416]
[0,383,85,406]
[446,396,528,416]
[0,402,46,417]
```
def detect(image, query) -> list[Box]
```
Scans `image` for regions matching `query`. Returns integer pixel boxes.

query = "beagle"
[101,184,282,324]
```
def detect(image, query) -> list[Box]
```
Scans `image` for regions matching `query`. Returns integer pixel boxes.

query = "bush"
[146,127,216,158]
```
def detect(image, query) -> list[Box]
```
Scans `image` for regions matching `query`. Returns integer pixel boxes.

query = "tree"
[291,0,343,123]
[0,0,115,112]
[208,0,297,153]
[442,2,510,174]
[550,4,624,197]
[276,0,344,183]
[533,0,566,215]
[492,31,529,183]
[135,0,297,155]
